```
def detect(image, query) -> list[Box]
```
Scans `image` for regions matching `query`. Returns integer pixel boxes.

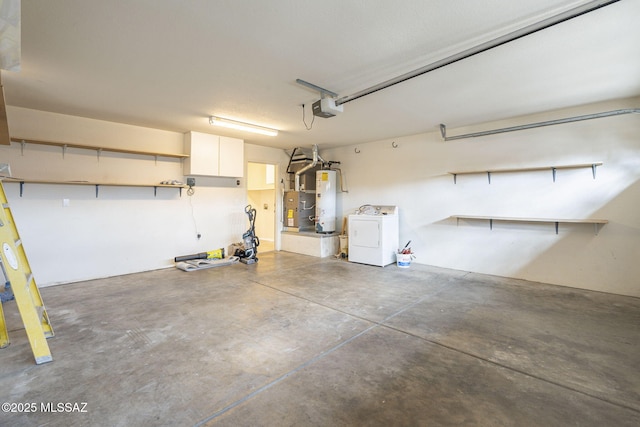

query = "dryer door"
[350,218,380,248]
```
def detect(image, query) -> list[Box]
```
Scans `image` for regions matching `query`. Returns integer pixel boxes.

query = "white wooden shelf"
[2,178,186,197]
[448,162,603,183]
[11,137,189,160]
[451,215,608,235]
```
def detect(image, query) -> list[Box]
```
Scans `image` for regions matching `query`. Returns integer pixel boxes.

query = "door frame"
[246,161,281,252]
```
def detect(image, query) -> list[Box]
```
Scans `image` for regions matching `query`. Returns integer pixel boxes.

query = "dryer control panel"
[355,205,398,216]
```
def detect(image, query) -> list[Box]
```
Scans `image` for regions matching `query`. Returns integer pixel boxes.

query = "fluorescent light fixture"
[209,116,278,137]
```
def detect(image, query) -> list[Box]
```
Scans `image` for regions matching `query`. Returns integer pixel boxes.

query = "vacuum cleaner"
[235,204,259,264]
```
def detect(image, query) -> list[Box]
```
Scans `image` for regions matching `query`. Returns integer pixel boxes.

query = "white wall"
[321,97,640,298]
[1,107,289,286]
[4,99,638,298]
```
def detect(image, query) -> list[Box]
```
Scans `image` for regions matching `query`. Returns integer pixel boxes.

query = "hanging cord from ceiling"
[301,104,315,130]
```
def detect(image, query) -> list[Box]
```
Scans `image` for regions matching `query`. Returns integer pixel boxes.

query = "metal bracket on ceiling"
[439,124,447,140]
[295,79,339,100]
[439,108,640,141]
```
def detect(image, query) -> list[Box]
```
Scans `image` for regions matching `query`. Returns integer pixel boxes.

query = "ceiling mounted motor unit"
[312,98,343,118]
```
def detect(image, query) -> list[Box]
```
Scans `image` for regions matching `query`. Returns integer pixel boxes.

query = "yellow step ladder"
[0,179,54,364]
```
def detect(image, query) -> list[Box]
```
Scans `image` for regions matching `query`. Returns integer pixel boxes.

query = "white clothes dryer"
[348,205,399,267]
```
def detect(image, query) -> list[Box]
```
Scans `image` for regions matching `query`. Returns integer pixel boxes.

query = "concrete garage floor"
[1,251,639,426]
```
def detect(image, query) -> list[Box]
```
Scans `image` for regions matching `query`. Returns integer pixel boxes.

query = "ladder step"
[0,180,53,364]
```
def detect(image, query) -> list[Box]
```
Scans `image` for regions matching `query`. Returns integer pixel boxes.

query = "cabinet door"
[184,131,219,176]
[218,136,244,177]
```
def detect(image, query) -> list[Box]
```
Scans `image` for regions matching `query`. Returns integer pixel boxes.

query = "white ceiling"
[3,0,639,150]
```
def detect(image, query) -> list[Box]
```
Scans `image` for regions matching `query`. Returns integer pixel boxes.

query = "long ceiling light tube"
[209,116,278,136]
[335,0,620,106]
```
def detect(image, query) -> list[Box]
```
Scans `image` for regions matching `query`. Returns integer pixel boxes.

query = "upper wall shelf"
[10,137,189,160]
[448,162,602,184]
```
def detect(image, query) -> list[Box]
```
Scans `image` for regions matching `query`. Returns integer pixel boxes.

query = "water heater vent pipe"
[295,144,325,191]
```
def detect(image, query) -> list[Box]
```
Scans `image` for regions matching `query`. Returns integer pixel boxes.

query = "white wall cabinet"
[184,132,219,176]
[218,136,244,177]
[183,131,244,177]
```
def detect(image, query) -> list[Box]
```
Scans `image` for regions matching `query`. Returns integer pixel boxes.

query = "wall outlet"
[187,177,196,187]
[63,198,70,207]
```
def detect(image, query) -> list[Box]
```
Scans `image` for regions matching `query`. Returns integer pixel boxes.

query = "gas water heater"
[315,169,337,233]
